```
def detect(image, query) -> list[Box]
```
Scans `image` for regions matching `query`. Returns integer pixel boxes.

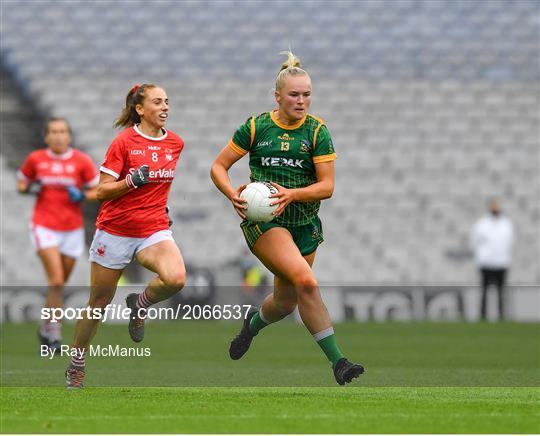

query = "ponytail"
[114,83,157,128]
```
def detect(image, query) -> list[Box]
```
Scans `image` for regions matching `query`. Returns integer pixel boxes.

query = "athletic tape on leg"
[313,327,334,342]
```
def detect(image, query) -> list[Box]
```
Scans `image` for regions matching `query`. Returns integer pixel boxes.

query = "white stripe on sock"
[258,308,270,324]
[313,327,334,342]
[71,350,86,367]
[136,291,153,309]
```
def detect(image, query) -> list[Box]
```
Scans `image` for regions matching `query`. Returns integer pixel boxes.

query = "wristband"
[125,174,138,189]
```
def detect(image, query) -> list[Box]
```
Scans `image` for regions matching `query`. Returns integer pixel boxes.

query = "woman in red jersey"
[17,117,99,352]
[66,84,186,388]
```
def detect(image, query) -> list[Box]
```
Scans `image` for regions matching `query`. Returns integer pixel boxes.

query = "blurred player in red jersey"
[17,117,99,352]
[65,84,186,388]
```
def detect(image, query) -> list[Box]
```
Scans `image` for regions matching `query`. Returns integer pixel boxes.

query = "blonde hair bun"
[275,50,308,91]
[279,50,302,71]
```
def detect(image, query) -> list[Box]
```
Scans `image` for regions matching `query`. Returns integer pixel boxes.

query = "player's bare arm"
[95,172,131,201]
[211,146,247,218]
[95,163,149,202]
[16,179,29,193]
[83,187,98,201]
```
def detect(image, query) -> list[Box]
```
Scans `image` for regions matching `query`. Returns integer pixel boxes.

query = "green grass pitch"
[1,321,539,433]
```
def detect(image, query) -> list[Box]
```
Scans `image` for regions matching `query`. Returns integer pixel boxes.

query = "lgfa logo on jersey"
[254,140,272,150]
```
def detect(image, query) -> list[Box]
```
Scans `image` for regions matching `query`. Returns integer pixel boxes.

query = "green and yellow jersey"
[228,110,336,226]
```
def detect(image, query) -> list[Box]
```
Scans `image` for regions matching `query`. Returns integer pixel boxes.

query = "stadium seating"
[1,0,538,285]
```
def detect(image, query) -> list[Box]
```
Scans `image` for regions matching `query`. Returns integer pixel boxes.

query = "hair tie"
[132,84,140,94]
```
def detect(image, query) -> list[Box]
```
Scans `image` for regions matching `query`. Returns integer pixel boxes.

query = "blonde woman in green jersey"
[211,51,364,385]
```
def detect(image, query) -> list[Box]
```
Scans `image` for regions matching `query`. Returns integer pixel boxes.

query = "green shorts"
[240,216,324,256]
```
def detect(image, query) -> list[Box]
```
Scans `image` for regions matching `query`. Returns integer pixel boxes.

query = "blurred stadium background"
[1,2,539,433]
[1,0,539,322]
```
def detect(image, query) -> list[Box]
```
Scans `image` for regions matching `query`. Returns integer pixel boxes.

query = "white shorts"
[29,224,85,258]
[89,228,174,270]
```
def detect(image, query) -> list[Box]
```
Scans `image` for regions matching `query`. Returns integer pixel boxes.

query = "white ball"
[240,182,278,223]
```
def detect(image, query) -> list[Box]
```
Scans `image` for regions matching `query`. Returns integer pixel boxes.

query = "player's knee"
[161,270,186,290]
[293,274,318,292]
[275,298,297,315]
[88,294,113,310]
